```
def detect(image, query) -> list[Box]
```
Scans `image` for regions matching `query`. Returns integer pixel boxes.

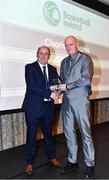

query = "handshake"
[50,84,67,100]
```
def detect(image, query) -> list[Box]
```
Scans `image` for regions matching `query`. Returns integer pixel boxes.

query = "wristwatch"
[66,84,70,90]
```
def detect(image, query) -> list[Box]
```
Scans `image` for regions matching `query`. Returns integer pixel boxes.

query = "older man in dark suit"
[22,46,61,175]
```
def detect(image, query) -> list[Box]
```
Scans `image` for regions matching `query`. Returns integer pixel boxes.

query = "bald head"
[64,35,79,55]
[64,35,77,43]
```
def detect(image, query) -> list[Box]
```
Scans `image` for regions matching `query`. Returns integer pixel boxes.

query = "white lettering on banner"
[45,38,65,49]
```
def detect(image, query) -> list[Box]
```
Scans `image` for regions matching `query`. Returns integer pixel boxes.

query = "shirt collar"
[37,61,48,68]
[70,51,79,59]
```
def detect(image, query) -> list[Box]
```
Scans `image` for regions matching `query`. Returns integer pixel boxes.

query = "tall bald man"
[59,36,95,178]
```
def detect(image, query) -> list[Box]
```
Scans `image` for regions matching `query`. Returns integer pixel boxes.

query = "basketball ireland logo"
[43,1,61,26]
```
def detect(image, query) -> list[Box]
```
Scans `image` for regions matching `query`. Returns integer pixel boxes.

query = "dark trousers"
[25,101,56,165]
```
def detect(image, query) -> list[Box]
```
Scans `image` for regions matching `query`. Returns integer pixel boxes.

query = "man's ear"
[76,41,80,49]
[36,52,38,59]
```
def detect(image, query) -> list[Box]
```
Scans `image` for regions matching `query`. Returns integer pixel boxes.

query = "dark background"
[72,0,109,16]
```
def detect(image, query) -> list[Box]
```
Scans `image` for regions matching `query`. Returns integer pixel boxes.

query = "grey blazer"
[60,51,94,100]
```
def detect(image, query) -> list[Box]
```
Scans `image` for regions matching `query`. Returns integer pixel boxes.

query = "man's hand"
[50,85,58,91]
[58,84,67,91]
[50,91,59,100]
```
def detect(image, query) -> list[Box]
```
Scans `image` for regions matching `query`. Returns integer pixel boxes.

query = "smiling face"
[37,46,50,65]
[64,36,79,56]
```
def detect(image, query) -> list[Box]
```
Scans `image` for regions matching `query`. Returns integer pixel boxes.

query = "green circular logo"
[43,1,61,26]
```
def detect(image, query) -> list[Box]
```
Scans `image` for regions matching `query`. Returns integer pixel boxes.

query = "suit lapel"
[69,51,82,75]
[48,64,53,85]
[33,61,44,84]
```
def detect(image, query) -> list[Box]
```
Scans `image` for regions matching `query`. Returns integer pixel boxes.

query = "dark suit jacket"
[22,61,59,116]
